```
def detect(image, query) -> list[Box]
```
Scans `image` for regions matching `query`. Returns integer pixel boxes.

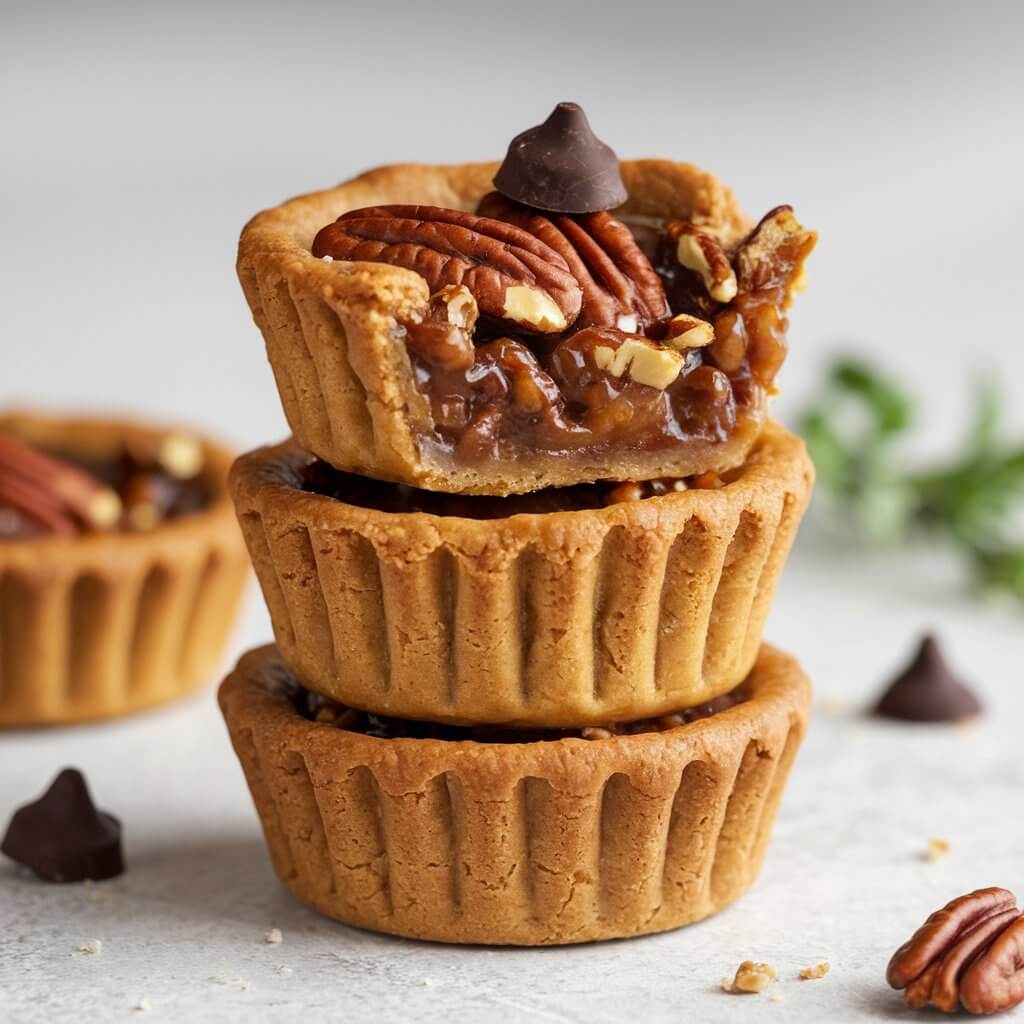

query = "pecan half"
[0,432,122,536]
[312,205,583,334]
[961,914,1024,1015]
[887,887,1024,1015]
[477,192,668,331]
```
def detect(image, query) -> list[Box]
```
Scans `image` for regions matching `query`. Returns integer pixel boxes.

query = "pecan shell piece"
[960,913,1024,1015]
[477,192,669,331]
[311,204,583,334]
[888,888,1017,990]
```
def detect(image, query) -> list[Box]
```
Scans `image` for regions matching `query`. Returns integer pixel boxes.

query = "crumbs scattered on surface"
[722,961,777,994]
[264,928,283,944]
[799,962,830,980]
[422,978,437,987]
[923,837,950,862]
[276,965,293,977]
[134,998,151,1012]
[77,939,102,956]
[209,972,250,991]
[768,989,785,1003]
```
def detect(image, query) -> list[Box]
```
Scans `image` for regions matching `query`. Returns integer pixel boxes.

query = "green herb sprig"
[799,360,1024,599]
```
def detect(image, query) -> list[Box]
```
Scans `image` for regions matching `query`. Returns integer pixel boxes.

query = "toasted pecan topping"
[312,205,583,334]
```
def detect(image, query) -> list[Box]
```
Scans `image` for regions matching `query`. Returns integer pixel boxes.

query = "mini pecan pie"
[219,642,811,945]
[230,420,812,727]
[238,159,813,495]
[0,410,249,726]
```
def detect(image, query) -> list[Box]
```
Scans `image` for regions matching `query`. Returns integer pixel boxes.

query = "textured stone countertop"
[4,4,1024,1020]
[3,534,1022,1023]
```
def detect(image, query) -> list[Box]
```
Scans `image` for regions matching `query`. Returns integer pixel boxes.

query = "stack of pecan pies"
[220,103,817,945]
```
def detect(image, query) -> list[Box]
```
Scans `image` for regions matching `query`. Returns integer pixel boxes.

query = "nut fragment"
[663,313,715,350]
[667,222,737,303]
[311,204,583,333]
[723,961,777,994]
[435,284,479,331]
[402,286,478,372]
[593,338,684,390]
[888,887,1024,1015]
[735,205,817,307]
[800,962,830,980]
[923,837,950,862]
[502,285,567,332]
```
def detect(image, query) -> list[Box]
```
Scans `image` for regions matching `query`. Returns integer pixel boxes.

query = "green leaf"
[831,360,913,436]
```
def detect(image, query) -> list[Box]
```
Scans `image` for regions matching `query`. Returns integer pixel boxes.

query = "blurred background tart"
[0,409,249,727]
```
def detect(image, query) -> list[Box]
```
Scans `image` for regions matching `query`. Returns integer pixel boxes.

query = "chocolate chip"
[493,102,628,215]
[873,634,982,723]
[1,768,124,882]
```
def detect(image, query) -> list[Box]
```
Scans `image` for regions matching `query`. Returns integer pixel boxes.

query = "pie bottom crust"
[219,642,811,946]
[0,411,250,727]
[231,420,813,727]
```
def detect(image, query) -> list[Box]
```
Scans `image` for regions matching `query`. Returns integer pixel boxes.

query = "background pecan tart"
[237,160,812,495]
[219,642,811,946]
[0,411,249,726]
[230,420,813,728]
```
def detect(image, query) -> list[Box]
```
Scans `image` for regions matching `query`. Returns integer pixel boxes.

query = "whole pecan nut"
[311,205,583,334]
[887,887,1024,1015]
[477,191,668,331]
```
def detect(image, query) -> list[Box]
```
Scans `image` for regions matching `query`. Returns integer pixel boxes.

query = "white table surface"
[3,3,1024,1021]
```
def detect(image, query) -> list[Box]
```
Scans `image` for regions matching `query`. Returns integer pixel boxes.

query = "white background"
[2,2,1024,1021]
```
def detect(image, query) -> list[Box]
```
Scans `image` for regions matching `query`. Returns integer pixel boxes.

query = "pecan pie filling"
[299,686,742,742]
[0,429,210,540]
[310,105,815,471]
[302,457,722,518]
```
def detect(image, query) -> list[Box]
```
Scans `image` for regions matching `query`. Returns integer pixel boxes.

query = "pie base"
[230,420,812,727]
[220,642,810,946]
[237,159,760,495]
[0,411,250,727]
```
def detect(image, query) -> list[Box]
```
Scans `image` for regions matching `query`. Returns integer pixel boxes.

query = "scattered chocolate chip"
[1,768,124,882]
[873,635,982,723]
[493,102,628,215]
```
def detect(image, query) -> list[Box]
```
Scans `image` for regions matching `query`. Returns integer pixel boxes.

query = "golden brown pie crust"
[219,642,810,945]
[230,420,812,727]
[0,410,250,727]
[237,160,760,495]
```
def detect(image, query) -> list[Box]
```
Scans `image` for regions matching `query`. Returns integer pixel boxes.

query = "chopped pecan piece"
[592,337,684,390]
[312,205,582,333]
[720,206,817,389]
[658,222,736,318]
[402,286,478,372]
[735,205,816,307]
[663,313,715,351]
[477,192,668,331]
[668,222,737,302]
[722,961,777,994]
[887,887,1024,1014]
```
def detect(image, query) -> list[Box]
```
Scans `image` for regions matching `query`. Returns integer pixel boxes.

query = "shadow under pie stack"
[221,102,817,945]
